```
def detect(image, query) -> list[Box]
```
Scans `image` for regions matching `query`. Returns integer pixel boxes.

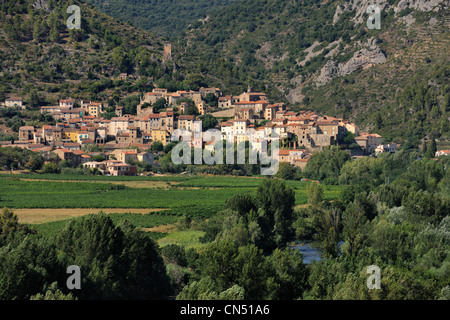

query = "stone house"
[5,97,23,108]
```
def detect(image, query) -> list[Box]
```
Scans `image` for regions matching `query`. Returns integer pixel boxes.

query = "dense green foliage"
[176,181,308,300]
[200,180,296,252]
[174,148,450,300]
[0,0,165,104]
[84,0,238,37]
[0,206,34,238]
[303,146,351,184]
[55,214,170,299]
[295,147,449,299]
[276,162,300,180]
[1,151,449,300]
[177,240,307,300]
[0,147,44,171]
[199,114,219,131]
[307,59,450,145]
[0,213,171,299]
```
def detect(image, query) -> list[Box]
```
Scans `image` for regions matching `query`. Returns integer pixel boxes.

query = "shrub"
[43,162,60,174]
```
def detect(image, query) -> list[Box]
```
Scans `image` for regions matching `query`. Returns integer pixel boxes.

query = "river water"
[291,242,323,264]
[291,241,344,264]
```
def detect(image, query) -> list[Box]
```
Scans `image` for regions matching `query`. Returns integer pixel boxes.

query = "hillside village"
[0,0,449,304]
[0,86,401,175]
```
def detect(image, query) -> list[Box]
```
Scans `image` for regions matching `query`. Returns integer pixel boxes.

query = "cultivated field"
[20,178,178,189]
[14,208,167,224]
[0,173,344,243]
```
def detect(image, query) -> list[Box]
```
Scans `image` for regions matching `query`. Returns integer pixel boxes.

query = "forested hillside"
[84,0,239,37]
[0,0,168,105]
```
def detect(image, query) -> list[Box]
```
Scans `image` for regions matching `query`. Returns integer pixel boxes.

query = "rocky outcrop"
[315,60,339,86]
[332,4,345,25]
[332,0,448,25]
[297,41,323,67]
[331,0,389,25]
[394,0,449,13]
[256,42,290,69]
[287,0,448,103]
[33,0,50,12]
[315,41,386,86]
[353,1,389,24]
[341,45,387,74]
[286,84,305,104]
[402,13,416,27]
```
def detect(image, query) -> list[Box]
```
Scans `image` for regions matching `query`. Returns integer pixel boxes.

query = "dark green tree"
[277,162,297,180]
[92,155,105,162]
[55,214,171,299]
[151,141,164,152]
[313,206,342,258]
[303,146,350,183]
[0,233,63,300]
[163,142,177,154]
[153,98,167,112]
[224,194,257,218]
[43,162,60,174]
[342,201,369,256]
[307,182,324,205]
[199,238,239,292]
[204,93,218,107]
[199,114,218,131]
[0,207,33,239]
[256,179,295,250]
[266,248,308,300]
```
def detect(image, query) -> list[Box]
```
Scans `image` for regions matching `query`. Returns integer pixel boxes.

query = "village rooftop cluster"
[0,86,403,175]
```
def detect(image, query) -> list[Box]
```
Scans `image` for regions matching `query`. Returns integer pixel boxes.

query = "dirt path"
[15,208,167,224]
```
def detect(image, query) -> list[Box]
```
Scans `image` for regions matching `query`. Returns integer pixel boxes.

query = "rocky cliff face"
[333,0,448,25]
[287,0,449,102]
[315,38,387,86]
[394,0,449,13]
[32,0,50,12]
